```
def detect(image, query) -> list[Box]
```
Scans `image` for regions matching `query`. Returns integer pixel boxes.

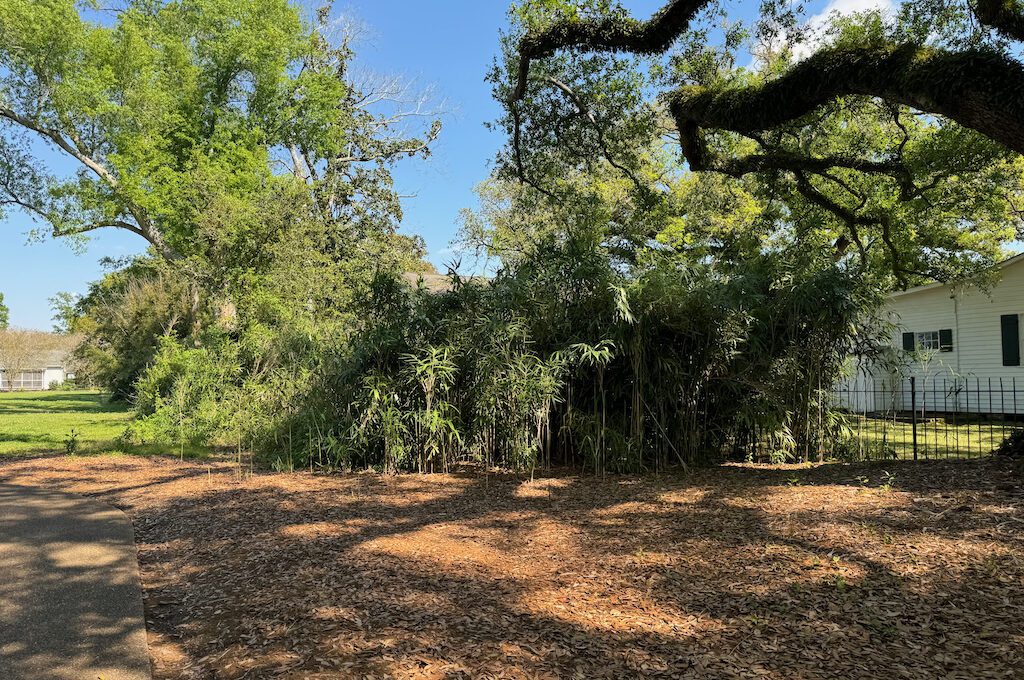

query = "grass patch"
[841,413,1020,460]
[0,389,209,459]
[0,390,132,457]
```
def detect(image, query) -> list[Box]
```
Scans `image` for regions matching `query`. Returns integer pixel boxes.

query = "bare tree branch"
[0,106,178,258]
[0,106,117,186]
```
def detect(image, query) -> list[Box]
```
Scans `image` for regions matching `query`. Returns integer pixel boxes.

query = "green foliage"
[499,4,1023,287]
[996,429,1024,460]
[996,429,1024,476]
[42,0,440,402]
[0,0,439,265]
[126,336,238,449]
[63,428,80,456]
[161,228,873,473]
[70,258,200,400]
[0,292,7,329]
[52,1,1023,476]
[0,0,295,255]
[112,96,893,475]
[49,292,79,335]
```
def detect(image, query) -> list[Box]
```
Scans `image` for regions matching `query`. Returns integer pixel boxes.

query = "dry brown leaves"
[1,455,1022,679]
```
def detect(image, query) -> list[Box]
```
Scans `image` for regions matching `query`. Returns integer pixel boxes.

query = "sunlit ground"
[0,454,1020,679]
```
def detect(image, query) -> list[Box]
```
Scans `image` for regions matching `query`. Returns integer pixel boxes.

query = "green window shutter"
[1001,314,1020,366]
[939,329,953,352]
[902,332,915,352]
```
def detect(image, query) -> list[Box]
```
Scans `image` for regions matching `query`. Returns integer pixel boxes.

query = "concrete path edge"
[0,483,152,680]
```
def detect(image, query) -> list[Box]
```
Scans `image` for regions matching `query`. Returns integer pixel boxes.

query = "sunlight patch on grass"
[842,414,1017,460]
[0,389,212,459]
[0,390,132,457]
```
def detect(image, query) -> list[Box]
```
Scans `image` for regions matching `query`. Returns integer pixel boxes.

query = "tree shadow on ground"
[1,456,1021,678]
[715,456,1020,492]
[0,484,149,680]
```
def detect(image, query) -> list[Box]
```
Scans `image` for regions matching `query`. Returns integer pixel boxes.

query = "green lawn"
[0,390,132,457]
[840,413,1018,460]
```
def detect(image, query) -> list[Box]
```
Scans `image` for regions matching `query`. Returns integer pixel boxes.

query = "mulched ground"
[1,455,1022,679]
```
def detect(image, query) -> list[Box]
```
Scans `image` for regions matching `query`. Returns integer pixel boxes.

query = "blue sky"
[0,0,880,329]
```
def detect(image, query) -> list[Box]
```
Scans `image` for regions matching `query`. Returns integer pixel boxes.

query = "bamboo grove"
[114,233,883,473]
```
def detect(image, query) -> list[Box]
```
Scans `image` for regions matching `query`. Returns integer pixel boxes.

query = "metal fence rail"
[831,375,1022,460]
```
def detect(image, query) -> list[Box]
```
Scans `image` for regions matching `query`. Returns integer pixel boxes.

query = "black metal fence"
[831,375,1023,460]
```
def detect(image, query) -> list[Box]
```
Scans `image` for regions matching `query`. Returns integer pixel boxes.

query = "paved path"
[0,484,151,680]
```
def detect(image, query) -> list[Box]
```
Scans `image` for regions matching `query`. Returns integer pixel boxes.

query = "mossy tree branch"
[514,0,710,100]
[514,2,1024,160]
[976,0,1024,41]
[510,0,1024,278]
[668,45,1024,160]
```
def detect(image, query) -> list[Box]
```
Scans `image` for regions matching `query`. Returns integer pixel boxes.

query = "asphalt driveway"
[0,484,150,679]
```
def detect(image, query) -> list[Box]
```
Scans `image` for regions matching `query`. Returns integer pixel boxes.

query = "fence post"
[910,376,918,461]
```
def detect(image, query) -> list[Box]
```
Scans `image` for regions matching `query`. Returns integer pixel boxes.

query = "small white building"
[840,253,1024,414]
[0,349,73,391]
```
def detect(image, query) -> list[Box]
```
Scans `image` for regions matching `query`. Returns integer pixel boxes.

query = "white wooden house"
[839,253,1024,415]
[0,349,73,391]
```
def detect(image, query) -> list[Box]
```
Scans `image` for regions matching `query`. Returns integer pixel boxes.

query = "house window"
[901,329,954,353]
[0,370,43,391]
[915,331,940,351]
[938,329,954,352]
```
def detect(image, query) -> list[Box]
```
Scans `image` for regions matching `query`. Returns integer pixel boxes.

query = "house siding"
[886,258,1024,413]
[43,366,66,389]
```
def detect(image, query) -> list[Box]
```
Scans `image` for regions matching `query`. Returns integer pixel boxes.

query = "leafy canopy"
[500,1,1024,285]
[0,0,439,263]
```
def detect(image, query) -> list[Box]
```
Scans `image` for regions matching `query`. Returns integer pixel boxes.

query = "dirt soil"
[1,455,1022,679]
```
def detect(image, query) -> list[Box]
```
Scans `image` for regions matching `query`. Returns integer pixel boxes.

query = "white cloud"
[820,0,894,15]
[789,0,896,60]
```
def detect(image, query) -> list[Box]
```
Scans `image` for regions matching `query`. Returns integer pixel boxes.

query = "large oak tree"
[513,0,1024,167]
[502,0,1024,283]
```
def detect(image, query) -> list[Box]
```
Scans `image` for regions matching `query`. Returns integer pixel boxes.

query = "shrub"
[126,337,239,450]
[63,429,80,456]
[995,430,1024,477]
[996,429,1024,460]
[113,238,877,473]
